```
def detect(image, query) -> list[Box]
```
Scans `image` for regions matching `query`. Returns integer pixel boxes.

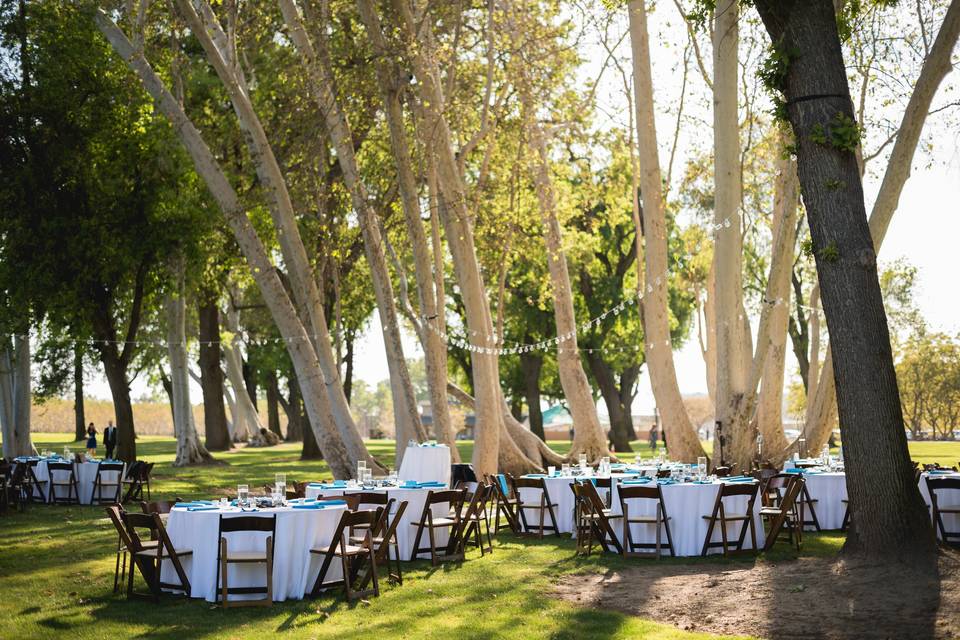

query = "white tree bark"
[277,0,426,467]
[356,0,459,462]
[165,256,213,466]
[222,305,260,443]
[755,149,800,457]
[628,0,706,462]
[389,0,544,476]
[95,10,357,478]
[508,19,610,461]
[711,0,754,468]
[173,0,383,472]
[0,335,34,458]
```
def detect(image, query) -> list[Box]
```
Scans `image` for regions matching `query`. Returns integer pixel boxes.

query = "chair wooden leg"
[341,550,353,601]
[427,521,438,566]
[265,538,273,605]
[369,549,380,597]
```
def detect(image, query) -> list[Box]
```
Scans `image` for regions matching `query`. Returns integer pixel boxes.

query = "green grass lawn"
[1,433,947,639]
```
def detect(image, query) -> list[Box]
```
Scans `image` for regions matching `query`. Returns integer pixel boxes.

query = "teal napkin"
[622,478,651,485]
[657,479,676,485]
[186,506,219,511]
[174,502,203,508]
[524,474,547,478]
[415,481,445,488]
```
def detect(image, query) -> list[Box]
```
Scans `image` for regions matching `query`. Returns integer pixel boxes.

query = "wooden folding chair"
[23,459,48,503]
[794,473,822,531]
[216,514,277,607]
[579,480,623,554]
[114,508,192,601]
[456,483,493,556]
[353,501,408,587]
[571,483,596,555]
[349,492,394,538]
[618,484,675,558]
[701,481,759,556]
[92,461,125,505]
[511,477,561,538]
[409,489,465,565]
[592,477,613,509]
[121,461,144,503]
[760,475,804,552]
[926,476,960,547]
[48,461,79,505]
[486,473,520,533]
[311,508,382,601]
[106,506,155,595]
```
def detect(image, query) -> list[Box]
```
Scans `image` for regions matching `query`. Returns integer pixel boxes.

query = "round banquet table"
[398,444,451,485]
[16,458,125,504]
[797,472,848,531]
[609,480,766,556]
[918,471,960,541]
[514,473,641,535]
[305,485,451,560]
[162,504,347,602]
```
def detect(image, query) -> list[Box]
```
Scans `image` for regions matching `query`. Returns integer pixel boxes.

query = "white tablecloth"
[20,459,125,505]
[610,480,765,556]
[918,471,960,540]
[163,505,347,602]
[799,472,848,530]
[306,486,451,560]
[398,445,451,485]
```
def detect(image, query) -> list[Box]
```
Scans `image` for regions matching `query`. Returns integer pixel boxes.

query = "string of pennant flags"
[1,216,825,353]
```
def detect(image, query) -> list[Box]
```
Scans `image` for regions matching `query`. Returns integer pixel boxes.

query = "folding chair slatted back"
[409,489,466,565]
[93,461,125,505]
[485,473,519,533]
[456,483,493,556]
[216,514,277,607]
[618,484,674,558]
[510,477,561,538]
[701,481,759,556]
[48,461,79,505]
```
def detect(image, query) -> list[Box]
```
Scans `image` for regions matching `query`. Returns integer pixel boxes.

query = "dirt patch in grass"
[553,550,960,639]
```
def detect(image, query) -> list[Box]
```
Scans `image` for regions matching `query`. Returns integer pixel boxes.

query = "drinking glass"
[578,453,588,469]
[697,456,707,480]
[658,446,667,465]
[798,437,807,458]
[219,497,229,508]
[237,484,249,507]
[561,463,571,476]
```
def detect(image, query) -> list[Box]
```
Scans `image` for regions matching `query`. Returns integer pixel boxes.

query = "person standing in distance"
[104,420,118,460]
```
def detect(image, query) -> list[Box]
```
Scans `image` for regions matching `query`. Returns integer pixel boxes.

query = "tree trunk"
[520,351,545,440]
[628,0,705,462]
[388,0,536,476]
[711,0,752,469]
[510,29,610,463]
[586,352,634,453]
[73,346,86,442]
[222,306,260,442]
[755,148,800,458]
[266,369,282,437]
[754,0,935,558]
[161,2,378,475]
[242,357,258,414]
[356,0,459,462]
[279,384,302,442]
[0,336,35,458]
[198,298,231,451]
[165,258,213,466]
[101,352,136,462]
[343,331,354,403]
[159,369,175,430]
[787,0,960,460]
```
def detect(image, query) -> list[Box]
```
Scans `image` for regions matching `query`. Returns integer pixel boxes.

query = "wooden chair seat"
[411,515,457,528]
[224,550,268,562]
[625,515,671,524]
[312,543,368,556]
[703,513,751,521]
